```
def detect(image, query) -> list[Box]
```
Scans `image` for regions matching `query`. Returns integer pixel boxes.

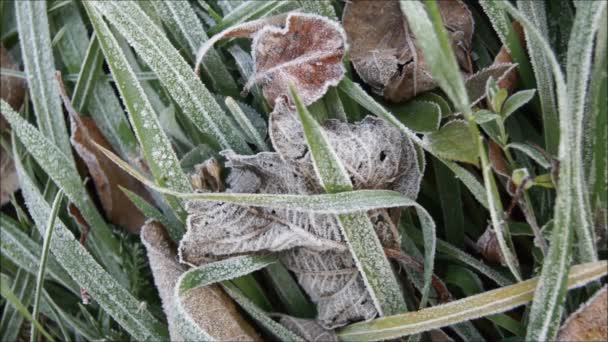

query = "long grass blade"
[290,86,409,314]
[337,261,607,341]
[0,270,35,342]
[90,0,251,154]
[30,190,63,342]
[15,1,73,161]
[84,2,192,234]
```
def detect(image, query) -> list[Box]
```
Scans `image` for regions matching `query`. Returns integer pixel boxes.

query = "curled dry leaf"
[494,22,525,92]
[476,227,506,265]
[141,221,259,341]
[195,12,346,108]
[343,0,474,102]
[0,44,25,206]
[557,286,607,342]
[181,107,422,329]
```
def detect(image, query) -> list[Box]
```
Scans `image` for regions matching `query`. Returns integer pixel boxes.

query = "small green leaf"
[391,101,441,133]
[414,92,452,118]
[507,143,552,169]
[502,89,536,118]
[425,121,478,165]
[473,109,500,124]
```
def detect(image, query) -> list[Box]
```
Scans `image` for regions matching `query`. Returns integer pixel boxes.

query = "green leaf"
[15,1,74,162]
[91,1,251,154]
[121,187,182,237]
[14,154,169,341]
[506,143,552,169]
[208,1,292,35]
[263,263,316,318]
[473,110,500,124]
[84,2,191,234]
[414,92,452,118]
[424,121,478,165]
[0,271,35,342]
[225,97,269,151]
[291,86,411,314]
[391,101,441,134]
[30,190,63,342]
[1,100,123,279]
[337,261,608,342]
[432,159,464,247]
[502,89,536,119]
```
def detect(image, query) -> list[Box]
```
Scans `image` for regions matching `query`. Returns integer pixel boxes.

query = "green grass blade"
[225,96,269,151]
[401,0,521,280]
[432,159,464,247]
[121,187,182,236]
[52,3,139,160]
[516,0,559,155]
[337,78,489,209]
[1,100,123,278]
[15,1,73,161]
[0,275,55,342]
[0,270,35,341]
[209,1,288,35]
[84,2,192,233]
[0,213,79,294]
[14,154,169,341]
[90,0,250,154]
[151,1,238,95]
[30,190,63,342]
[263,263,317,318]
[291,86,408,315]
[337,261,607,341]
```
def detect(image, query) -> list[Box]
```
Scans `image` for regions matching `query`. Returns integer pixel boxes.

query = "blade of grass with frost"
[209,1,287,35]
[225,97,269,151]
[401,0,521,281]
[1,214,79,294]
[337,261,608,342]
[299,0,336,18]
[90,1,250,154]
[151,1,238,96]
[15,1,73,161]
[497,2,585,340]
[14,155,169,341]
[565,1,605,264]
[227,45,270,113]
[30,190,63,342]
[338,78,489,209]
[96,142,428,214]
[516,0,559,155]
[0,275,55,342]
[290,86,408,314]
[121,187,182,236]
[1,100,123,278]
[84,2,191,232]
[264,263,317,318]
[52,5,139,160]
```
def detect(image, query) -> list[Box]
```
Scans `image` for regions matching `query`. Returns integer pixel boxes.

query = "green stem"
[30,190,63,342]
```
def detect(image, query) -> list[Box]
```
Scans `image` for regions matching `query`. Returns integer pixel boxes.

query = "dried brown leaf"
[278,316,338,342]
[196,13,346,108]
[181,106,422,328]
[494,21,525,92]
[557,286,607,342]
[343,0,474,102]
[70,114,152,233]
[476,227,506,265]
[141,221,259,341]
[0,44,25,206]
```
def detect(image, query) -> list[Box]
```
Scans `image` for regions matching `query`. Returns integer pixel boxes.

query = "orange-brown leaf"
[557,286,607,342]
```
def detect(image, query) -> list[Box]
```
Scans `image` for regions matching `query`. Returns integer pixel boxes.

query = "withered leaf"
[0,44,25,206]
[343,0,474,103]
[181,106,422,329]
[196,13,346,108]
[70,114,152,233]
[141,221,260,341]
[557,286,607,342]
[278,316,338,342]
[476,227,506,265]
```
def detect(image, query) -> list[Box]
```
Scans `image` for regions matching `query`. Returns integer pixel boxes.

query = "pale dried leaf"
[141,221,259,341]
[70,115,152,233]
[557,286,607,342]
[181,106,422,328]
[343,0,474,102]
[279,316,338,342]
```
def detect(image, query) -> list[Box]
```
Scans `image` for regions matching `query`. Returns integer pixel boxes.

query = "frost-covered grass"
[0,1,606,341]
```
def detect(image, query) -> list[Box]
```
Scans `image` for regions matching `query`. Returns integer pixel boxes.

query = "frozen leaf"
[343,0,474,102]
[196,13,346,107]
[0,45,25,206]
[557,286,607,342]
[279,316,338,342]
[182,106,422,328]
[424,120,478,165]
[476,227,506,265]
[464,63,517,107]
[64,86,152,233]
[141,221,259,341]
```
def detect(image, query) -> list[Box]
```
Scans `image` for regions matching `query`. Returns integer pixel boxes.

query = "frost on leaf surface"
[141,221,259,341]
[181,104,422,329]
[342,0,474,102]
[196,13,346,108]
